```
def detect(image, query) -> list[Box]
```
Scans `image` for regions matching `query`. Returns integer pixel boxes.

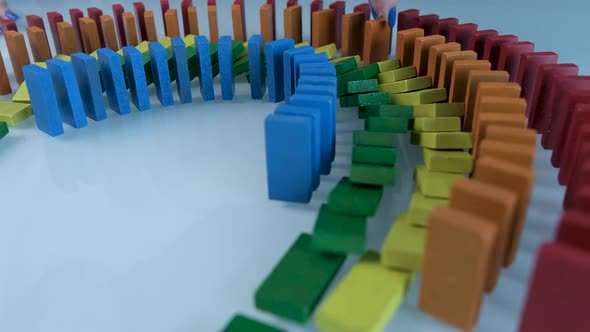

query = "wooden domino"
[467,81,522,131]
[437,50,477,90]
[426,42,461,86]
[232,3,246,42]
[144,10,158,42]
[395,28,424,68]
[362,18,391,65]
[100,15,119,51]
[164,9,180,38]
[4,31,31,84]
[412,35,445,77]
[448,59,491,103]
[57,22,78,55]
[312,9,335,48]
[284,5,302,44]
[79,18,102,54]
[207,5,219,43]
[26,27,52,62]
[463,70,510,131]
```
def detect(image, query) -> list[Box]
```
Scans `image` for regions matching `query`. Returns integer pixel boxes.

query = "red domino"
[571,185,590,213]
[417,14,439,36]
[26,15,46,30]
[69,8,84,50]
[497,41,535,81]
[564,149,590,209]
[398,9,420,31]
[133,2,147,41]
[559,119,590,185]
[181,0,193,36]
[329,1,345,49]
[161,0,170,36]
[2,19,17,31]
[287,0,298,7]
[482,34,518,70]
[47,12,64,54]
[518,242,590,332]
[353,3,370,21]
[467,29,498,59]
[515,52,559,117]
[431,17,459,40]
[448,23,478,50]
[556,209,590,253]
[311,0,324,44]
[528,64,579,130]
[87,7,105,48]
[208,0,217,5]
[112,4,127,47]
[552,101,590,168]
[545,88,590,153]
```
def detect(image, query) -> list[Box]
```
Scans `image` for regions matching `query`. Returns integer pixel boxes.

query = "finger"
[388,6,397,28]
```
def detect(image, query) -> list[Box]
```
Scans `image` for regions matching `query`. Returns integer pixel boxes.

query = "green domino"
[413,102,465,117]
[337,64,380,96]
[377,66,417,84]
[0,121,8,140]
[379,76,432,94]
[255,233,346,323]
[413,117,461,132]
[340,92,390,108]
[365,117,409,133]
[311,204,367,254]
[350,163,396,186]
[376,58,401,72]
[231,40,246,60]
[345,79,378,95]
[410,131,473,149]
[234,55,250,76]
[222,314,286,332]
[353,130,396,147]
[359,104,413,119]
[352,145,397,166]
[334,56,359,75]
[391,88,447,106]
[0,101,33,126]
[327,177,384,217]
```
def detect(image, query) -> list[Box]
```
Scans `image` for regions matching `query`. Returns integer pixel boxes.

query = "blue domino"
[265,112,313,203]
[71,53,107,121]
[299,62,336,77]
[97,48,131,115]
[196,35,215,101]
[274,104,321,190]
[218,35,235,100]
[290,93,335,175]
[265,38,295,103]
[283,46,314,103]
[122,46,151,112]
[293,53,329,89]
[248,34,266,100]
[46,58,88,129]
[22,65,64,137]
[149,42,174,107]
[171,37,192,104]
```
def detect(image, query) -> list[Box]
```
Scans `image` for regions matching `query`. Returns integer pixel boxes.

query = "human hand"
[369,0,398,28]
[0,0,18,21]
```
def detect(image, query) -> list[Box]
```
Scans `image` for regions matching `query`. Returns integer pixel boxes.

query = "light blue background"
[0,1,584,331]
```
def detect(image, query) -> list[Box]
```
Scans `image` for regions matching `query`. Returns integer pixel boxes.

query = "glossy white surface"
[0,1,584,331]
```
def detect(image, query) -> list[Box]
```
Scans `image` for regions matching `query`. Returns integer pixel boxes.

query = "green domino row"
[344,79,378,95]
[340,91,390,108]
[333,56,359,76]
[0,121,8,140]
[326,177,384,217]
[311,204,367,254]
[222,314,285,332]
[337,63,380,96]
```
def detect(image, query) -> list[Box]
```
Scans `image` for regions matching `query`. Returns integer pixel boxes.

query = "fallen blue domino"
[290,92,335,175]
[299,62,336,77]
[171,37,192,104]
[196,35,215,101]
[149,42,174,107]
[122,46,151,111]
[283,46,314,103]
[97,48,131,115]
[293,53,329,89]
[22,65,64,137]
[265,112,313,203]
[218,36,235,100]
[248,34,266,100]
[71,52,107,121]
[274,103,321,191]
[265,38,295,103]
[46,58,88,129]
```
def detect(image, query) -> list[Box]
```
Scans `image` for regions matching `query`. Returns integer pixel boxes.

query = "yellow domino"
[376,58,401,72]
[390,88,447,105]
[315,251,410,332]
[423,148,473,173]
[331,55,361,66]
[12,63,47,104]
[410,131,473,149]
[0,101,33,126]
[381,213,427,271]
[54,54,72,62]
[377,66,416,84]
[413,117,461,132]
[413,103,465,118]
[415,165,464,199]
[315,43,337,59]
[408,191,449,227]
[296,41,310,48]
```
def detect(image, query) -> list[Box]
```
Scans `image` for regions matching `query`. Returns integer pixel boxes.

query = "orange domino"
[450,178,517,292]
[207,5,219,43]
[0,49,12,95]
[312,9,335,48]
[467,81,521,132]
[473,157,536,267]
[437,50,477,91]
[484,125,537,147]
[427,42,460,87]
[122,12,139,46]
[473,113,527,158]
[341,12,365,57]
[165,9,180,38]
[100,15,119,51]
[144,10,158,42]
[232,4,246,42]
[187,6,199,36]
[419,206,497,331]
[413,35,445,77]
[4,31,31,84]
[260,4,274,43]
[472,96,526,141]
[362,18,391,65]
[26,26,52,62]
[79,18,101,54]
[57,22,78,55]
[284,5,302,44]
[448,60,491,103]
[395,28,424,68]
[478,140,536,168]
[463,70,510,131]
